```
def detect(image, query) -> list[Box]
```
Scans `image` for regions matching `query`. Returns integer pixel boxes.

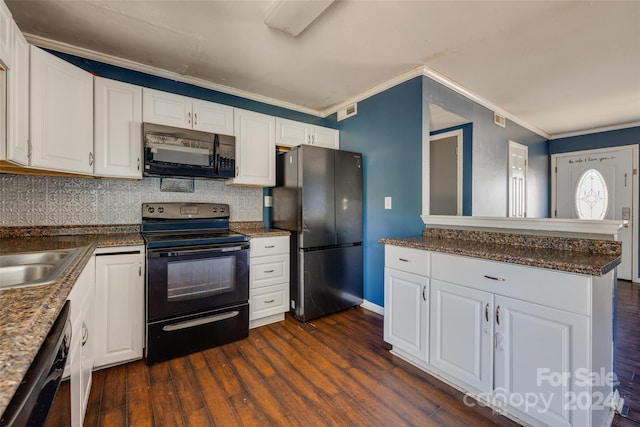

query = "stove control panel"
[142,203,229,219]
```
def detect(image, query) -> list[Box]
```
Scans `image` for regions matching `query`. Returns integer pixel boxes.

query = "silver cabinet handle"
[265,245,275,248]
[496,306,501,325]
[398,258,410,262]
[187,111,191,125]
[139,262,142,277]
[236,166,239,177]
[484,275,505,282]
[485,303,489,322]
[422,286,426,301]
[81,322,88,346]
[264,269,275,274]
[264,299,275,304]
[194,113,198,126]
[137,157,140,171]
[89,152,94,166]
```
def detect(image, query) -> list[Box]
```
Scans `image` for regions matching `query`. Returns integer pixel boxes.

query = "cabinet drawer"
[250,254,289,289]
[250,236,289,257]
[250,283,288,320]
[385,245,430,276]
[431,252,591,315]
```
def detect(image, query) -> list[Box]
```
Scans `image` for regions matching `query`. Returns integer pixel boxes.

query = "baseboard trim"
[360,300,384,315]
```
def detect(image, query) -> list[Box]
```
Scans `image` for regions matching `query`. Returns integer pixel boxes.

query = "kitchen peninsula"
[381,219,622,427]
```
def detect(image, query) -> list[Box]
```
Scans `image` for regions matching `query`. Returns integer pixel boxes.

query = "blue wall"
[338,77,425,307]
[430,123,474,216]
[550,126,640,273]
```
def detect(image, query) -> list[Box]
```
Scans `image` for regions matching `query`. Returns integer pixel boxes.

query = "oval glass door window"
[575,169,609,220]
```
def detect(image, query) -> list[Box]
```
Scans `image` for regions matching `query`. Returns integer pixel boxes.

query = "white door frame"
[551,144,639,282]
[428,129,463,215]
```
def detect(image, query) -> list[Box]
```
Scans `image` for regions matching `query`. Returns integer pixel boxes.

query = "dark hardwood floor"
[77,280,639,427]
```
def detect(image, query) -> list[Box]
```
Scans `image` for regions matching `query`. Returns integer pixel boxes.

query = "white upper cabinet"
[275,117,339,149]
[192,98,234,134]
[30,46,94,175]
[94,77,142,179]
[0,1,12,68]
[6,21,28,165]
[142,88,234,135]
[227,108,275,187]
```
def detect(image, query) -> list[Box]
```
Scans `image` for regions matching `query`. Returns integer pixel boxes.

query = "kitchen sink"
[0,248,83,289]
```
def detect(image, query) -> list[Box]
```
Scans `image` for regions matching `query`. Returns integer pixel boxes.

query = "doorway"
[552,146,639,281]
[429,129,462,215]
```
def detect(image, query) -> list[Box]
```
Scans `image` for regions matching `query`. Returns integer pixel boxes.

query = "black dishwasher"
[0,301,71,427]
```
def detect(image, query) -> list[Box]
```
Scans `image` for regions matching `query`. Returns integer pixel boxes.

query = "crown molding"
[24,33,324,118]
[419,65,550,139]
[550,121,640,140]
[318,65,425,117]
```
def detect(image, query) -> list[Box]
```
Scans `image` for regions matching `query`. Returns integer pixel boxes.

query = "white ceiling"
[6,0,640,137]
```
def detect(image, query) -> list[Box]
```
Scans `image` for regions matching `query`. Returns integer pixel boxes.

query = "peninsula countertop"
[380,229,622,276]
[0,229,144,417]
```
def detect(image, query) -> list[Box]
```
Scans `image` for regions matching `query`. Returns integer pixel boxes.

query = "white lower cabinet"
[429,279,493,394]
[383,268,428,365]
[93,247,145,368]
[249,236,290,328]
[65,255,95,427]
[494,295,590,427]
[384,245,615,427]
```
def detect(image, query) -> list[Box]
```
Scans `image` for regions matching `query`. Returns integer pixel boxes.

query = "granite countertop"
[230,221,291,238]
[0,227,144,417]
[380,228,622,276]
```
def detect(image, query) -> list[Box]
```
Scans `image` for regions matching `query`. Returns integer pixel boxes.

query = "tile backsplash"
[0,175,263,226]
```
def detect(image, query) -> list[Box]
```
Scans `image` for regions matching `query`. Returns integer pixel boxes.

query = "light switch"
[384,197,392,210]
[264,195,273,207]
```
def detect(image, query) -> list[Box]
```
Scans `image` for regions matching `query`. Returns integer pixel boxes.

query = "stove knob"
[148,206,155,214]
[220,207,226,213]
[212,207,218,213]
[158,207,164,213]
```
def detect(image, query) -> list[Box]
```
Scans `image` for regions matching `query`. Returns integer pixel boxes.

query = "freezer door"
[294,245,363,322]
[335,150,363,245]
[300,145,336,248]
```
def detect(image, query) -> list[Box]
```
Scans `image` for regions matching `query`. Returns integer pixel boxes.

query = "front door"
[554,147,636,281]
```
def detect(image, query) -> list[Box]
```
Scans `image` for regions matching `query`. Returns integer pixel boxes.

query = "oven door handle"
[162,311,240,331]
[149,244,249,257]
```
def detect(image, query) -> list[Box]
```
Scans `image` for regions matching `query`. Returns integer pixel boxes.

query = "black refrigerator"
[273,145,363,322]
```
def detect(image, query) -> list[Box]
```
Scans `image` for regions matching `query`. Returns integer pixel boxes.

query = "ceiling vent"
[337,103,358,121]
[494,112,506,128]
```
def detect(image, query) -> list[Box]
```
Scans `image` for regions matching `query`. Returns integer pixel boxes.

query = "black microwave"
[143,123,235,179]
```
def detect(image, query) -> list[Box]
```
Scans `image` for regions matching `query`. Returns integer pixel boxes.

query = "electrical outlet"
[384,197,392,210]
[264,195,273,207]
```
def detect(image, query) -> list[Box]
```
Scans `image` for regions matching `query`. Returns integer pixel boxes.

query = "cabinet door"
[192,99,234,135]
[142,87,192,128]
[275,117,309,147]
[429,279,493,393]
[30,46,94,174]
[494,295,589,427]
[69,256,95,427]
[384,268,429,363]
[94,253,145,368]
[6,24,29,165]
[312,125,339,149]
[0,1,12,68]
[94,77,142,178]
[228,108,275,186]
